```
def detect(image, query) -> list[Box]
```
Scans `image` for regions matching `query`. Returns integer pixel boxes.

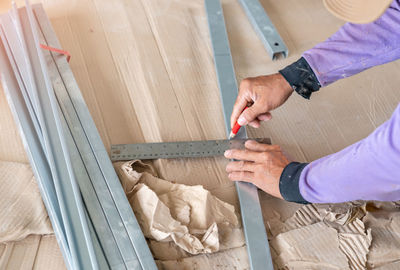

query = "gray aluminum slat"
[33,6,137,269]
[85,207,111,270]
[59,98,113,270]
[19,2,98,268]
[0,14,44,152]
[204,0,274,270]
[0,36,73,270]
[45,38,125,270]
[1,10,101,270]
[9,2,44,129]
[238,0,288,59]
[32,4,157,269]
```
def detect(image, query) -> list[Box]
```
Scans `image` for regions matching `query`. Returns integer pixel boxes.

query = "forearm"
[280,104,400,204]
[304,0,400,87]
[280,0,400,98]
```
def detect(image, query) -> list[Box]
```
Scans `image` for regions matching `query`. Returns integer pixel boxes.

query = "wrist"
[279,57,321,99]
[276,73,293,96]
[279,162,309,204]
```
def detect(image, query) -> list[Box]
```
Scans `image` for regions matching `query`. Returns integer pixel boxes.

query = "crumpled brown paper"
[116,160,239,255]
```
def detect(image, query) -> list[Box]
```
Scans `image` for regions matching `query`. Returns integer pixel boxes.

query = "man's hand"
[224,140,290,199]
[231,73,293,129]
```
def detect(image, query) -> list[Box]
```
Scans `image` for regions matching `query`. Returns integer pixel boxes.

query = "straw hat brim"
[323,0,393,24]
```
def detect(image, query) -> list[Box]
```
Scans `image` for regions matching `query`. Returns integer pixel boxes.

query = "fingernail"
[238,116,246,126]
[224,150,231,157]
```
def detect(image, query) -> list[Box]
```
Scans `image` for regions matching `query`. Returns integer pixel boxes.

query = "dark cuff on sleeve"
[279,57,321,99]
[279,162,309,204]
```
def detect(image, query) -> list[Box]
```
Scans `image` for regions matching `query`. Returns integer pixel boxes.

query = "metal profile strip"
[1,8,90,270]
[0,15,43,148]
[3,3,156,269]
[1,8,113,269]
[238,0,288,59]
[204,0,273,269]
[32,4,157,270]
[0,30,73,270]
[34,7,127,269]
[15,2,98,268]
[32,5,144,269]
[58,90,112,270]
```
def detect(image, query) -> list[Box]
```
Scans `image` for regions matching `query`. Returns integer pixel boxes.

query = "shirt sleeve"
[299,104,400,203]
[303,0,400,87]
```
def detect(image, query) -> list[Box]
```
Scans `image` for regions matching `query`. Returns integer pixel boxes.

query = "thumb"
[237,104,263,126]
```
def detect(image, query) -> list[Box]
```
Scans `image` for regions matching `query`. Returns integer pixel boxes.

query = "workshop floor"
[0,0,399,269]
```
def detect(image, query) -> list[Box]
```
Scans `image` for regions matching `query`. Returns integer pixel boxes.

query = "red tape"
[40,44,71,62]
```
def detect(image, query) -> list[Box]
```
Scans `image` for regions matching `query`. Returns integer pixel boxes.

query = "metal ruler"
[205,1,274,269]
[111,138,271,161]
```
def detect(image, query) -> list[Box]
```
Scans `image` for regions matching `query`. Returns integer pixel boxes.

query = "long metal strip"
[19,2,98,268]
[0,15,44,152]
[38,25,124,270]
[33,5,138,269]
[204,0,273,269]
[0,14,44,148]
[110,138,271,161]
[238,0,288,59]
[1,7,113,269]
[32,4,157,270]
[59,96,113,270]
[0,35,73,270]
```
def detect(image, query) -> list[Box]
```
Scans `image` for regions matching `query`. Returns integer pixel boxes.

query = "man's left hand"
[224,140,290,199]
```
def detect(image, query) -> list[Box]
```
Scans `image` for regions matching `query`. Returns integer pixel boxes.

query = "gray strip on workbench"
[19,2,98,268]
[33,5,134,269]
[2,7,112,269]
[204,0,274,269]
[238,0,288,59]
[0,31,73,270]
[32,4,157,270]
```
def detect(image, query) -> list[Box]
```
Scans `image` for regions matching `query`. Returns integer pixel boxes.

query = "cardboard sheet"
[364,202,400,269]
[268,203,373,269]
[0,0,400,268]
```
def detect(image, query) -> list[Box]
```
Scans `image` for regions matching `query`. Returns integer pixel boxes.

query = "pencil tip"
[229,132,235,139]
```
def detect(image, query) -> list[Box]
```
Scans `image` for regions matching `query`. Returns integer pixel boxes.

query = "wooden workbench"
[0,0,399,268]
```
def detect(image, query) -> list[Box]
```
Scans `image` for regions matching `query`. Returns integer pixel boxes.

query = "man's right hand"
[230,73,293,129]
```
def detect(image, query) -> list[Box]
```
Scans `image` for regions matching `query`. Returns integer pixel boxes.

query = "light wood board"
[0,0,399,268]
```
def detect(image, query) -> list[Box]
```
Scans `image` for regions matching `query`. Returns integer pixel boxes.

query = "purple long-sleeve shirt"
[299,0,400,203]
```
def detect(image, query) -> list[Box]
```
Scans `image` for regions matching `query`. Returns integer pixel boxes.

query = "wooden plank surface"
[0,0,400,268]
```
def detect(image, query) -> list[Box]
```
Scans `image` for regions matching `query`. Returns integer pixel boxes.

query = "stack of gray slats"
[0,1,157,269]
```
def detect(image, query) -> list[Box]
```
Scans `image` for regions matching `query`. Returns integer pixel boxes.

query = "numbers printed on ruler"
[110,138,271,161]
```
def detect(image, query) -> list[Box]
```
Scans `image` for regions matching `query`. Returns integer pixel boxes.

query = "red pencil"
[229,107,248,139]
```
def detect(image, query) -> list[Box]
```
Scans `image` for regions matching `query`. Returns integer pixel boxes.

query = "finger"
[226,161,257,173]
[231,94,251,128]
[228,171,254,183]
[237,103,265,126]
[224,148,262,162]
[248,119,261,128]
[257,112,272,122]
[245,140,281,152]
